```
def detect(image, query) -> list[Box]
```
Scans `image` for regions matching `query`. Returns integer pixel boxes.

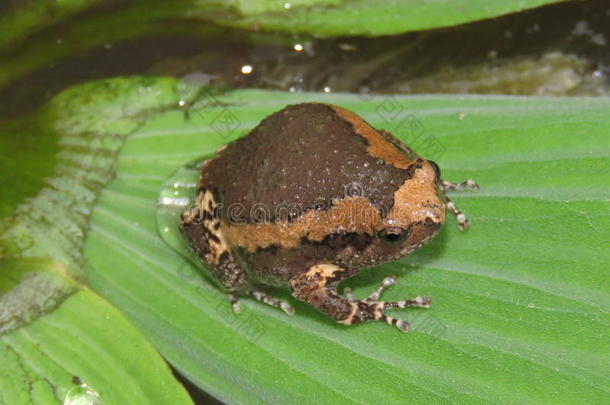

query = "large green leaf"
[0,77,199,405]
[0,0,569,88]
[0,0,105,50]
[0,258,193,405]
[216,0,570,37]
[79,80,610,404]
[0,0,569,48]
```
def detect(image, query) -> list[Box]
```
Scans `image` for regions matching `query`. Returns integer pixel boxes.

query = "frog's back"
[200,103,416,223]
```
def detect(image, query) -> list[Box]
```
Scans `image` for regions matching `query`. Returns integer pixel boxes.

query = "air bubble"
[63,382,101,405]
[157,155,213,262]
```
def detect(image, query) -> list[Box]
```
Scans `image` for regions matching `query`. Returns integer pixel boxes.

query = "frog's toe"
[344,276,396,302]
[381,296,432,309]
[340,296,431,333]
[229,294,242,314]
[365,276,397,301]
[365,280,431,333]
[341,277,432,332]
[249,289,295,315]
[441,178,479,230]
[441,178,479,191]
[377,313,411,333]
[371,297,431,333]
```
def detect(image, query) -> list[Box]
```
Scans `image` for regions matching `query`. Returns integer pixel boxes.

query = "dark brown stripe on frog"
[236,231,375,285]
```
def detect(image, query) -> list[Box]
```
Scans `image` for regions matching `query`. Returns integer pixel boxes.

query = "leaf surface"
[0,0,569,87]
[80,84,610,404]
[0,77,198,405]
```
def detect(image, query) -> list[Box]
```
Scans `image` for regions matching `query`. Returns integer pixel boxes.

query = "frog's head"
[342,159,445,268]
[380,159,444,255]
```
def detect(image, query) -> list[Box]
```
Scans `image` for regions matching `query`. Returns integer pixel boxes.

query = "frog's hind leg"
[180,188,247,290]
[440,178,479,230]
[180,184,293,317]
[290,264,430,333]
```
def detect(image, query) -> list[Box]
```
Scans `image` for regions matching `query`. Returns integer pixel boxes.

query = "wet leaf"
[0,258,193,405]
[0,0,569,87]
[76,81,610,404]
[0,77,199,405]
[219,0,570,37]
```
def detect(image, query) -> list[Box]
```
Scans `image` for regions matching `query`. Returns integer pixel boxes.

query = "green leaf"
[0,258,193,405]
[0,0,105,50]
[77,80,610,404]
[217,0,570,37]
[0,2,224,89]
[0,119,58,219]
[0,76,199,404]
[0,0,570,46]
[0,0,568,87]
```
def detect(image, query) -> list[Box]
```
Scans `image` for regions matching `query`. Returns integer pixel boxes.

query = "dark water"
[0,0,609,119]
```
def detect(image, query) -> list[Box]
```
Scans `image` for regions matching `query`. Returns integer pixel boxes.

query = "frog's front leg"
[289,264,430,333]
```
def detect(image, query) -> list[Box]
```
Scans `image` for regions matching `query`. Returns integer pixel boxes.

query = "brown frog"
[180,103,477,332]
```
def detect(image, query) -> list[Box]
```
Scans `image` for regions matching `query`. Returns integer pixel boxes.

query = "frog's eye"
[428,160,441,183]
[378,227,411,244]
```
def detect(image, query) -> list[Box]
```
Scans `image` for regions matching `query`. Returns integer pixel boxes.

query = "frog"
[180,102,478,333]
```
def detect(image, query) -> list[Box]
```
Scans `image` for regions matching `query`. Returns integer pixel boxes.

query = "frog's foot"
[342,276,430,333]
[248,289,295,315]
[229,291,294,315]
[440,178,479,231]
[290,265,430,334]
